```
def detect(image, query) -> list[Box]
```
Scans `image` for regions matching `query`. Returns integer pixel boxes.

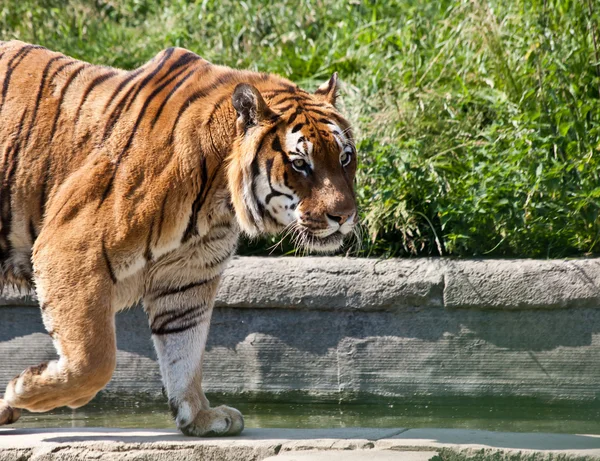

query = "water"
[11,397,600,434]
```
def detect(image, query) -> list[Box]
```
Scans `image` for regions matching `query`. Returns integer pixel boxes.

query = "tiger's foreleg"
[0,237,117,425]
[144,262,243,437]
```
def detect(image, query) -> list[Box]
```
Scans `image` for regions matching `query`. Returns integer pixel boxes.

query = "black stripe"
[49,64,88,141]
[291,123,304,133]
[101,240,117,284]
[73,69,118,127]
[155,52,199,86]
[48,60,78,86]
[272,135,285,154]
[39,157,50,220]
[102,67,144,114]
[28,218,37,243]
[264,158,294,204]
[144,217,154,262]
[121,64,189,155]
[0,108,28,257]
[170,73,237,139]
[151,277,215,300]
[123,48,176,112]
[201,223,233,243]
[151,304,206,335]
[263,85,298,95]
[207,122,222,158]
[152,304,202,325]
[23,56,67,147]
[102,73,143,142]
[151,318,203,336]
[182,155,208,242]
[305,106,345,125]
[98,56,183,204]
[102,49,175,144]
[274,104,294,113]
[151,67,197,128]
[155,191,168,246]
[287,110,301,126]
[302,105,331,116]
[254,124,279,156]
[271,94,306,106]
[205,93,229,126]
[0,45,42,111]
[170,87,211,140]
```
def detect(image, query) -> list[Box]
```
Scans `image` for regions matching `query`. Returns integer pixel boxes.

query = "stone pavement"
[1,427,600,460]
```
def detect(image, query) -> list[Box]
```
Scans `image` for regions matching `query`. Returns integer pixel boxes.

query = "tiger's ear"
[232,83,276,132]
[314,72,339,106]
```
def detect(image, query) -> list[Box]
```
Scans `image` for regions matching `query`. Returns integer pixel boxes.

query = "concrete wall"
[1,257,600,403]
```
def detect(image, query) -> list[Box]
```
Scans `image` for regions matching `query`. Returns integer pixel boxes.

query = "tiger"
[0,40,357,436]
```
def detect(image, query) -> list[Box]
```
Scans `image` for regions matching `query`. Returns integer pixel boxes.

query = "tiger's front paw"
[0,399,21,426]
[174,402,244,437]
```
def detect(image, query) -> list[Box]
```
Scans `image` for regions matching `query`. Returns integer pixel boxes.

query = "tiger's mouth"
[297,228,345,253]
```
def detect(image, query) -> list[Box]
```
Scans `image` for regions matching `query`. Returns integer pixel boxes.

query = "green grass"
[2,0,599,258]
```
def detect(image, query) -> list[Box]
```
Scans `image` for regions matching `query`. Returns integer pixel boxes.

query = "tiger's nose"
[326,212,354,225]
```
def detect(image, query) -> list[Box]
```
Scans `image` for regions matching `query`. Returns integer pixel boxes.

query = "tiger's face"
[228,74,357,253]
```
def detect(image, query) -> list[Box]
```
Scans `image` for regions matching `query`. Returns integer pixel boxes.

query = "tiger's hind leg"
[0,237,117,425]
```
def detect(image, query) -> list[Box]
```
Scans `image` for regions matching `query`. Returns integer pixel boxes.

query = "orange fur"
[0,40,357,435]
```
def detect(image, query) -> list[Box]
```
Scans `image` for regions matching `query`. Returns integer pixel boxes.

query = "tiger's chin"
[297,229,345,254]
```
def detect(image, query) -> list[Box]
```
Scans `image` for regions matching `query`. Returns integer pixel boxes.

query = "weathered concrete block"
[2,257,600,403]
[443,259,600,309]
[216,257,444,310]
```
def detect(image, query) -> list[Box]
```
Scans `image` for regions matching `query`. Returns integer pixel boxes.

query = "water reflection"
[13,398,600,434]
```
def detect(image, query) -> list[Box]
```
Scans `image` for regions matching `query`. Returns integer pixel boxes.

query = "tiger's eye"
[293,159,307,169]
[340,151,351,166]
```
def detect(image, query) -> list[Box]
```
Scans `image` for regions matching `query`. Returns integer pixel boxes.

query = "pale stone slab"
[377,428,600,453]
[216,256,444,311]
[0,427,402,449]
[4,256,600,312]
[443,258,600,309]
[263,450,438,461]
[2,428,600,461]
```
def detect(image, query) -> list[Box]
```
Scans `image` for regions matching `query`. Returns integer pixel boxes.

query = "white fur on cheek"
[285,128,314,166]
[254,167,298,227]
[326,122,347,151]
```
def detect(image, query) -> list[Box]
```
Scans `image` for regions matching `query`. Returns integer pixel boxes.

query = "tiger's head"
[227,73,357,253]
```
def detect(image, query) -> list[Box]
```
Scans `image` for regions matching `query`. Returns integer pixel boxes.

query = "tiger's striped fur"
[0,40,357,436]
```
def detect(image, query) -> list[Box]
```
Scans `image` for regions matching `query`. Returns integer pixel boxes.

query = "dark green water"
[11,398,600,434]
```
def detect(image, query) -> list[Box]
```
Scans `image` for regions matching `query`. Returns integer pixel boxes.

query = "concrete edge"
[1,428,600,461]
[2,256,600,311]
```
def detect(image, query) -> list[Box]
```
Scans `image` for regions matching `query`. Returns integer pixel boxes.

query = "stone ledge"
[442,258,600,310]
[2,256,600,311]
[1,428,600,461]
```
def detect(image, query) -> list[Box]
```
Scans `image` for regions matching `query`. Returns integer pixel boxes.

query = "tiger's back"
[0,40,234,290]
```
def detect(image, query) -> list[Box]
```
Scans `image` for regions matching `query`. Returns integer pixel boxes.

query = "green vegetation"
[2,0,599,257]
